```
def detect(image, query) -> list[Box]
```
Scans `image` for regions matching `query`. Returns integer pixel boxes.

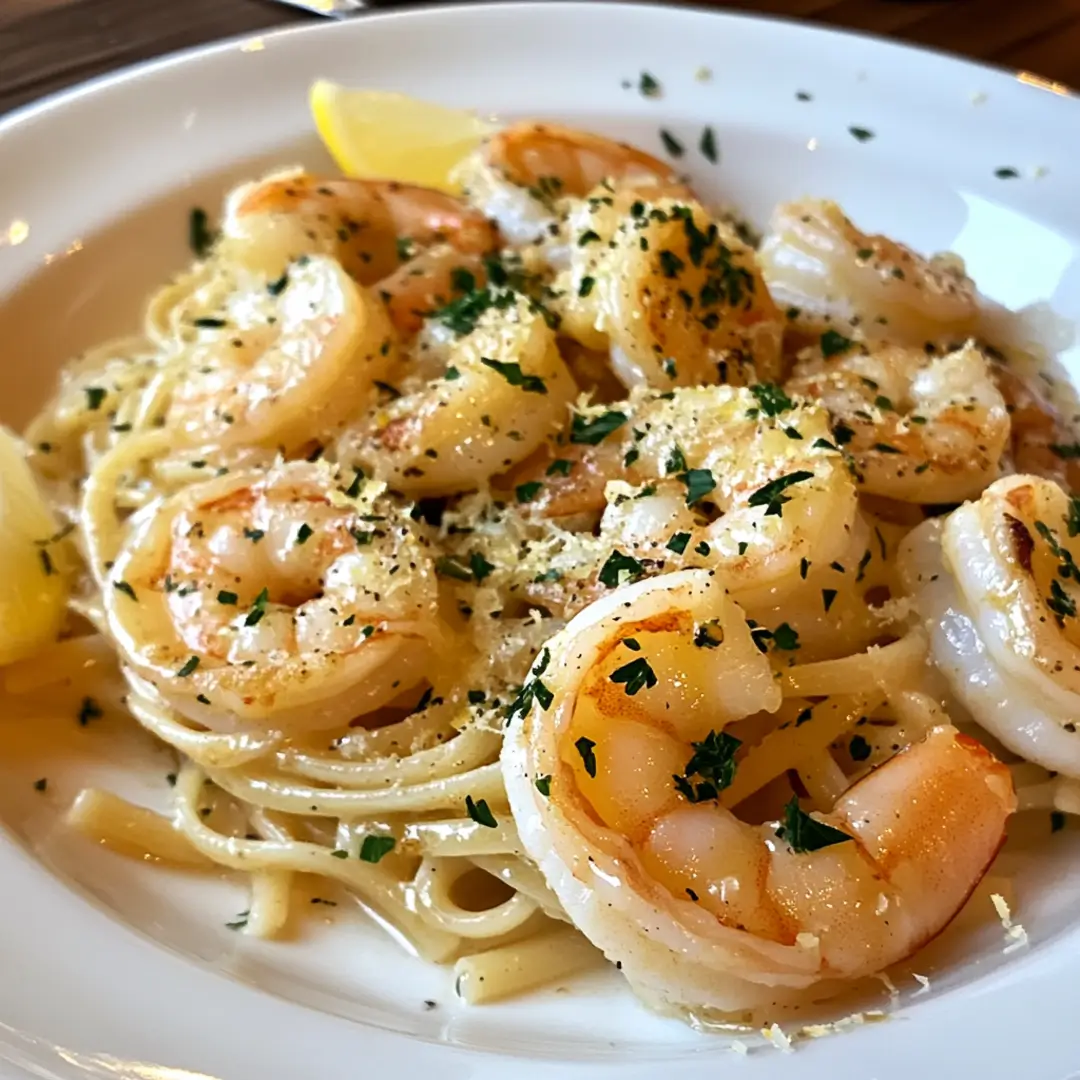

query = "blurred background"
[1,0,1077,116]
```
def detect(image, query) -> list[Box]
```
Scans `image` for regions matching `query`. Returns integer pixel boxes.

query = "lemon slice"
[0,427,69,666]
[310,81,494,193]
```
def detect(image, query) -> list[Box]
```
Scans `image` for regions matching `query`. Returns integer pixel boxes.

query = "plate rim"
[1,3,1079,1079]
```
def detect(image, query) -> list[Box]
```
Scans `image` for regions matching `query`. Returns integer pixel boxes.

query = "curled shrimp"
[455,122,691,246]
[786,338,1009,503]
[341,295,577,497]
[514,386,862,597]
[165,255,397,453]
[222,170,498,283]
[502,568,1015,1014]
[104,460,443,734]
[902,474,1080,777]
[991,361,1080,491]
[759,199,978,345]
[552,188,783,388]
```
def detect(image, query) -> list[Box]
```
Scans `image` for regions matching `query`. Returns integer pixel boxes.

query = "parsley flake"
[466,794,498,828]
[610,656,658,696]
[575,736,598,778]
[359,835,396,863]
[776,796,852,852]
[480,357,548,394]
[571,410,628,445]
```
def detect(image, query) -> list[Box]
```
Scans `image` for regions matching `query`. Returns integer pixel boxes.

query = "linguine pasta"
[4,110,1079,1025]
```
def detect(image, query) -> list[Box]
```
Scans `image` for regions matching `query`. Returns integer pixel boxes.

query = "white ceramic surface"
[1,3,1080,1078]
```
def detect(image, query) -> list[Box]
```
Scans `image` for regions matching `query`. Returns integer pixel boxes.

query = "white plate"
[1,3,1080,1077]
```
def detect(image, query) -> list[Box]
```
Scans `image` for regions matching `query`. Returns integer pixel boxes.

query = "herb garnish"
[359,835,396,863]
[480,357,548,394]
[78,696,103,726]
[189,207,216,258]
[666,532,691,554]
[244,587,270,627]
[598,549,645,588]
[465,794,498,828]
[750,383,794,416]
[176,656,200,678]
[84,386,107,411]
[516,481,543,503]
[776,796,852,852]
[659,129,684,157]
[535,775,552,796]
[639,71,661,97]
[570,410,628,445]
[820,329,854,357]
[113,580,136,600]
[680,468,716,506]
[672,729,740,802]
[610,656,658,696]
[575,736,598,777]
[505,648,554,721]
[547,458,574,477]
[849,735,871,762]
[848,126,875,142]
[747,470,814,516]
[699,126,718,164]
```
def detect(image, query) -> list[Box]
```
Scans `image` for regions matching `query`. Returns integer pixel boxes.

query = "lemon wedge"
[0,427,69,666]
[309,81,494,193]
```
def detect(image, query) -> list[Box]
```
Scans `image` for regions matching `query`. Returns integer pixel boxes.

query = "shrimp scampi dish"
[6,96,1079,1035]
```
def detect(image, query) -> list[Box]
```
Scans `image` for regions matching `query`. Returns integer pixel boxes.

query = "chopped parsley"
[659,129,684,157]
[434,556,473,582]
[639,71,661,97]
[680,467,716,506]
[33,778,47,792]
[516,481,543,504]
[111,579,136,600]
[848,126,875,142]
[84,386,107,411]
[673,729,740,802]
[176,656,200,678]
[359,835,396,863]
[480,357,548,394]
[535,774,552,797]
[1047,578,1077,622]
[776,796,852,852]
[747,470,814,516]
[822,588,837,612]
[344,469,364,498]
[217,590,238,605]
[570,410,628,445]
[772,622,800,650]
[465,794,498,828]
[578,275,596,298]
[849,734,871,762]
[1050,442,1080,459]
[505,648,554,721]
[575,736,598,778]
[665,445,688,475]
[994,167,1020,180]
[598,549,645,588]
[694,620,723,649]
[820,329,854,357]
[666,532,691,554]
[547,458,574,477]
[295,523,314,545]
[267,271,289,297]
[243,527,265,543]
[77,696,103,726]
[225,911,250,931]
[189,207,216,258]
[699,125,718,164]
[833,422,855,446]
[244,587,270,627]
[750,383,794,416]
[610,656,658,696]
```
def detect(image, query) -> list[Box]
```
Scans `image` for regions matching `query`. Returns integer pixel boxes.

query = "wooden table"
[2,0,1080,117]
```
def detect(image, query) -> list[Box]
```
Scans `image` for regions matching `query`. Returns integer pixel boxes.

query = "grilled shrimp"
[991,361,1080,492]
[902,474,1080,777]
[166,255,397,452]
[786,338,1009,503]
[552,189,783,388]
[759,199,978,345]
[104,460,443,734]
[503,569,1014,1013]
[454,121,691,246]
[514,385,862,599]
[341,295,576,497]
[221,170,498,283]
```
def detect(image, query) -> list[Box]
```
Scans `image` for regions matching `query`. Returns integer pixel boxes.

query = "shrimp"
[902,474,1080,777]
[552,188,783,388]
[454,122,692,246]
[512,386,863,598]
[759,199,978,346]
[786,338,1010,503]
[340,295,577,497]
[103,460,444,734]
[221,170,498,283]
[166,255,398,453]
[991,361,1080,492]
[502,569,1015,1014]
